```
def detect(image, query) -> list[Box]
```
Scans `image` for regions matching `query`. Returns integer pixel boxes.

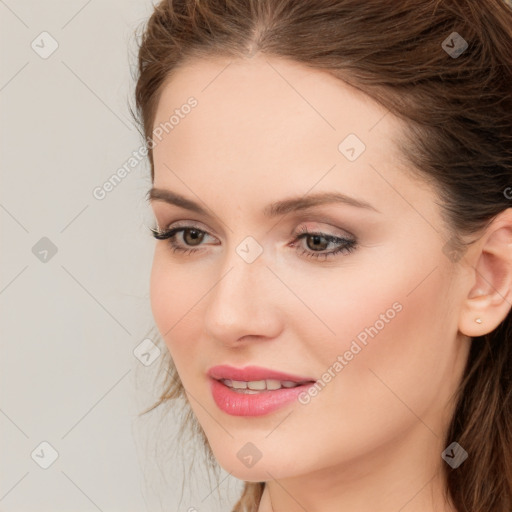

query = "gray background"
[0,1,240,510]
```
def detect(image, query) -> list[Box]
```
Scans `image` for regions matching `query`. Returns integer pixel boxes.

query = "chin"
[211,449,263,478]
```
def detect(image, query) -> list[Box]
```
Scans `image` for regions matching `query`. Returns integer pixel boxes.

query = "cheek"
[273,259,413,370]
[149,252,199,352]
[300,259,458,429]
[288,247,454,366]
[150,251,172,335]
[149,250,216,381]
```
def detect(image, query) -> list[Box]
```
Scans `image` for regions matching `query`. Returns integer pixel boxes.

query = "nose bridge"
[203,242,281,342]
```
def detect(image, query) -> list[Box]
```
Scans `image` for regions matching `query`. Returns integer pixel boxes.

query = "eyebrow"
[146,187,379,217]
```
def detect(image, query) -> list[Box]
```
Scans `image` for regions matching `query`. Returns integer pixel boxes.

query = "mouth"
[207,365,317,416]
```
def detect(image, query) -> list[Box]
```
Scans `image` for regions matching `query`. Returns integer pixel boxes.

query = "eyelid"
[293,221,355,240]
[159,219,213,234]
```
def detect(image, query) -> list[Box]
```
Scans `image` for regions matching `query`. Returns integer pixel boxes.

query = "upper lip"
[207,365,316,383]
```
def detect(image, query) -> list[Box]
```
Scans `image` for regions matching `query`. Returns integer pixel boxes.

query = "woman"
[132,1,512,510]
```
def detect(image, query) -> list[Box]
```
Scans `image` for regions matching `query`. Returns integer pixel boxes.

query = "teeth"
[248,380,266,390]
[282,380,299,388]
[221,378,302,391]
[265,379,282,390]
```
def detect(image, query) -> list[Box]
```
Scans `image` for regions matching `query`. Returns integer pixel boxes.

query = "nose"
[202,249,283,346]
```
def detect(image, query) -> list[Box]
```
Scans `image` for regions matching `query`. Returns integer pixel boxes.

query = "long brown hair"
[131,1,512,510]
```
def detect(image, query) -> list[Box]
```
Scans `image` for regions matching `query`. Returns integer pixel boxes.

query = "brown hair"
[131,1,512,510]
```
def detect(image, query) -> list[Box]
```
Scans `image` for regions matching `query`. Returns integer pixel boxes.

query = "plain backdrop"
[0,1,242,510]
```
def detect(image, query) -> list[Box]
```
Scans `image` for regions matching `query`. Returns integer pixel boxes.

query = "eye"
[149,223,357,260]
[149,225,217,255]
[290,225,357,261]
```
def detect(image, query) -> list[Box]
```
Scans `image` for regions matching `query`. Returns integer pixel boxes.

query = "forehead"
[151,55,437,224]
[153,54,394,152]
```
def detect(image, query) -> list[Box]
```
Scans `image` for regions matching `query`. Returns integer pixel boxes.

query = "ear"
[459,208,512,337]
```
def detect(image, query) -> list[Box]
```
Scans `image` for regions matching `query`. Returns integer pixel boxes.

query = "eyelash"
[150,224,357,261]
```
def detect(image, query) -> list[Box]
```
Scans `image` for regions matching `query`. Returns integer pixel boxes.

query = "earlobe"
[458,209,512,338]
[459,292,494,337]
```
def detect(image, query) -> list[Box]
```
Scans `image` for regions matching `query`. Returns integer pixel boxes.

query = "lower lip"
[210,378,315,416]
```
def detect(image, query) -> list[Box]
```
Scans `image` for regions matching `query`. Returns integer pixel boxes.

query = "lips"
[207,365,317,416]
[207,364,315,384]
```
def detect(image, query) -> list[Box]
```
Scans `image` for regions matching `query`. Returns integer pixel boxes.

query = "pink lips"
[207,365,316,416]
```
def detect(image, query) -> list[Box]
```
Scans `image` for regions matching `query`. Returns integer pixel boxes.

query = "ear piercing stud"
[475,318,483,324]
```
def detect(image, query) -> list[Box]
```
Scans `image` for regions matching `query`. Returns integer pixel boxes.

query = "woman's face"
[149,54,470,486]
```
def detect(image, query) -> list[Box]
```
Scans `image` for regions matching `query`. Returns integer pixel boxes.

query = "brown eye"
[292,227,357,260]
[182,228,205,246]
[150,225,213,254]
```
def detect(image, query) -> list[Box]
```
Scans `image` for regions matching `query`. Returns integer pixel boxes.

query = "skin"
[148,53,512,512]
